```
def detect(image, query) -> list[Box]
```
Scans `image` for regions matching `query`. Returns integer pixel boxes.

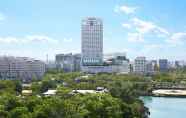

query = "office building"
[56,53,81,72]
[81,17,103,66]
[82,52,130,74]
[109,53,130,74]
[151,60,158,72]
[46,61,56,70]
[0,56,45,81]
[134,57,146,74]
[159,59,168,72]
[146,60,156,74]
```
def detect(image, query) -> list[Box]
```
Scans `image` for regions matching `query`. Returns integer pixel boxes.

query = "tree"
[70,94,123,118]
[40,80,57,93]
[9,107,31,118]
[14,80,22,93]
[0,110,9,118]
[24,96,42,112]
[56,86,72,99]
[3,95,23,111]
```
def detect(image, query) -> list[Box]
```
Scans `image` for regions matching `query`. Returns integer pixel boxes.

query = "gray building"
[134,57,146,74]
[46,61,56,70]
[159,59,168,72]
[81,17,103,66]
[105,53,130,74]
[55,53,81,72]
[146,60,156,74]
[0,56,45,81]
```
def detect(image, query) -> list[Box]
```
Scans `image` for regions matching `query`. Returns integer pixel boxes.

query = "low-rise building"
[22,90,32,96]
[46,61,56,70]
[146,60,156,75]
[0,56,45,81]
[82,53,130,74]
[43,90,57,96]
[56,53,81,72]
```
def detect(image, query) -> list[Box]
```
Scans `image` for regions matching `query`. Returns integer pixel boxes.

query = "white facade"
[81,17,103,65]
[0,56,45,81]
[81,18,129,74]
[134,57,146,74]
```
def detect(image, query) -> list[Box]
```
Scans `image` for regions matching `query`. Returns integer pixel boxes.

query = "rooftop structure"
[43,90,57,96]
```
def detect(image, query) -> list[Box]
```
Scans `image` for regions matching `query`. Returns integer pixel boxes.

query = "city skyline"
[0,0,186,61]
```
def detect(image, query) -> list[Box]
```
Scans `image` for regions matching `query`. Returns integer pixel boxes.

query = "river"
[141,96,186,118]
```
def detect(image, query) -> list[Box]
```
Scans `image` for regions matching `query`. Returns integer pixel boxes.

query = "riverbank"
[152,89,186,97]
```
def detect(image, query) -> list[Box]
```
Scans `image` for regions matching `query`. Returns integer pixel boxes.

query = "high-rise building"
[81,17,103,66]
[159,59,168,72]
[81,17,129,74]
[134,57,146,74]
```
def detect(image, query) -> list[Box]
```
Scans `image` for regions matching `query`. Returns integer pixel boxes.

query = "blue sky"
[0,0,186,61]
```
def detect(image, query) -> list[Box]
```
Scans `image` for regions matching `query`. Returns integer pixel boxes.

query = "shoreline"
[152,89,186,97]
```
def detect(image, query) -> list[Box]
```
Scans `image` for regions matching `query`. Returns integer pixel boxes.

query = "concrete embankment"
[152,89,186,97]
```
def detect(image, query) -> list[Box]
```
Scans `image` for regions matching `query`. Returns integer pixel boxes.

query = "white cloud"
[0,35,58,44]
[140,44,162,55]
[0,37,20,43]
[122,23,132,29]
[127,33,144,42]
[26,35,58,43]
[114,5,137,14]
[63,38,73,42]
[166,32,186,45]
[123,18,171,43]
[131,18,169,35]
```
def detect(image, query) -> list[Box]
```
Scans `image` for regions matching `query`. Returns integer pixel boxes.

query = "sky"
[0,0,186,61]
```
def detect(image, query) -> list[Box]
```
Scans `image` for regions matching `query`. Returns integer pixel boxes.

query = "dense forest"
[0,68,186,118]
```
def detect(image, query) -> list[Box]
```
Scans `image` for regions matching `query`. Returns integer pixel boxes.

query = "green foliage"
[9,107,31,118]
[14,80,22,93]
[0,71,153,118]
[56,86,72,98]
[40,80,57,93]
[77,94,123,118]
[3,95,23,111]
[0,110,9,118]
[31,82,41,95]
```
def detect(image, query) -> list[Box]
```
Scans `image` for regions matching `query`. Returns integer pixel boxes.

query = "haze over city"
[0,0,186,61]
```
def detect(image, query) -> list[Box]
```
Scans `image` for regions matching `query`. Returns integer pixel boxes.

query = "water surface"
[141,96,186,118]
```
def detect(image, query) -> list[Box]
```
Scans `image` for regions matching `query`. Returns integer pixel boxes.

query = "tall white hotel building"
[81,17,103,66]
[81,17,130,73]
